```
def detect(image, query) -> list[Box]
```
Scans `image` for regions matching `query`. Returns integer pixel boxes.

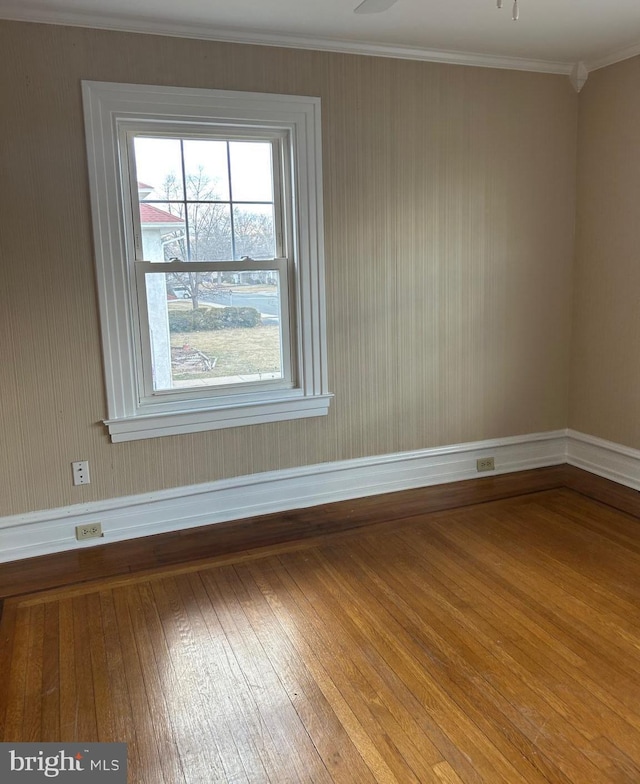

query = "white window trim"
[82,81,331,442]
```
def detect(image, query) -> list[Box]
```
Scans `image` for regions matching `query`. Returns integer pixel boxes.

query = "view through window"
[132,136,286,393]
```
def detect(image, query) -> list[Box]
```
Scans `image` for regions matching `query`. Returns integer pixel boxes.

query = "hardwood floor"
[0,466,567,602]
[2,486,640,782]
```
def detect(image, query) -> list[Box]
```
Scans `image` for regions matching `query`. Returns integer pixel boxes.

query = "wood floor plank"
[348,532,634,782]
[164,574,253,784]
[290,546,553,784]
[230,560,408,783]
[40,601,60,742]
[21,603,44,742]
[111,585,188,784]
[57,598,78,741]
[429,509,640,693]
[419,515,640,723]
[0,599,18,740]
[433,761,467,784]
[86,592,116,741]
[196,565,378,784]
[344,540,585,779]
[198,568,340,784]
[390,523,640,767]
[110,587,169,784]
[145,576,232,783]
[476,501,640,627]
[97,590,145,783]
[271,549,494,783]
[200,565,331,783]
[179,573,276,783]
[592,736,640,783]
[2,605,31,742]
[71,594,98,742]
[3,487,640,783]
[242,556,443,783]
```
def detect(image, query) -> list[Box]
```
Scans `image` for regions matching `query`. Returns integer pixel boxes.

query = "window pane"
[233,204,276,260]
[183,139,230,201]
[138,201,186,261]
[229,141,274,202]
[133,137,184,200]
[145,272,284,392]
[187,203,232,261]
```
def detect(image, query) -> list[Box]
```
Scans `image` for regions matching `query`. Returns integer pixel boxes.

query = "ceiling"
[1,0,640,75]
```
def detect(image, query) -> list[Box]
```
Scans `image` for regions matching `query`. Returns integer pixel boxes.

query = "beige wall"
[570,57,640,450]
[0,21,578,516]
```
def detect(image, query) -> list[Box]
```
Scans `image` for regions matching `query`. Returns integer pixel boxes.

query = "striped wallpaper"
[0,21,577,515]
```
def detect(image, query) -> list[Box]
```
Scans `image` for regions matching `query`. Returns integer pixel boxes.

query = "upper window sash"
[120,126,289,264]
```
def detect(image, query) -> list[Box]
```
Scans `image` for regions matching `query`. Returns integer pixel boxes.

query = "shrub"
[167,310,195,332]
[168,306,260,332]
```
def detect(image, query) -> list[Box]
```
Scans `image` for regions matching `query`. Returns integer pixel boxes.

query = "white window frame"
[82,81,331,442]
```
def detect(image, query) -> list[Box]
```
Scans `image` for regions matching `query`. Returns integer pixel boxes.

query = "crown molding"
[0,8,573,75]
[585,39,640,73]
[569,61,589,93]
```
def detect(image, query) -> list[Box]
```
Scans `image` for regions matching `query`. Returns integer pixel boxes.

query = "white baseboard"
[0,430,567,563]
[567,430,640,491]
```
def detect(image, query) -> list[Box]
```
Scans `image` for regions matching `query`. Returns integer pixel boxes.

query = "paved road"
[205,291,280,317]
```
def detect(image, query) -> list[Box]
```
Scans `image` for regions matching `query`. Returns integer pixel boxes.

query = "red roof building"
[139,202,184,228]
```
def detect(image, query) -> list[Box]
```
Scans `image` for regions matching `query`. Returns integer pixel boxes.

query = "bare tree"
[156,168,274,308]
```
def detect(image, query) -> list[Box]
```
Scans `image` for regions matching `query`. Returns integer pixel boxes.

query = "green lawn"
[171,324,281,379]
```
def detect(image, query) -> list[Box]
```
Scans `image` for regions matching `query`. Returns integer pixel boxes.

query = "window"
[131,135,291,397]
[82,82,331,441]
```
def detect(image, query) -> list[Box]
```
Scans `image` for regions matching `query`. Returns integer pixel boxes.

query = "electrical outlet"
[76,523,103,541]
[477,456,495,472]
[72,460,90,486]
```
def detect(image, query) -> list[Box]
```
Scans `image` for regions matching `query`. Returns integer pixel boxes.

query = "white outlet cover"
[72,460,91,486]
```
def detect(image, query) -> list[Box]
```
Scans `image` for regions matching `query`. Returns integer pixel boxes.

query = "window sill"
[104,394,333,442]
